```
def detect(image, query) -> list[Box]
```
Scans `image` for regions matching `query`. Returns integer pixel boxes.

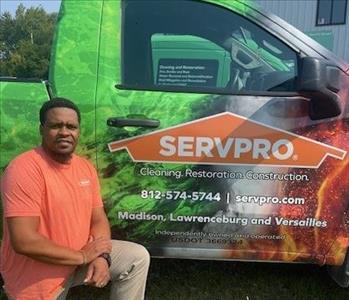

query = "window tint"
[122,0,298,93]
[317,0,347,26]
[152,35,226,88]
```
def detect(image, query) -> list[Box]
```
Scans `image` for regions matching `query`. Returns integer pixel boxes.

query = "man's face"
[40,107,80,162]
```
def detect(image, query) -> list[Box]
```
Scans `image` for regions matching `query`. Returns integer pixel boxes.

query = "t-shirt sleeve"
[1,156,43,217]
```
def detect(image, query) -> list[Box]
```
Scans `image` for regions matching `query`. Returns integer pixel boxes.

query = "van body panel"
[90,0,349,265]
[49,0,104,161]
[0,80,50,171]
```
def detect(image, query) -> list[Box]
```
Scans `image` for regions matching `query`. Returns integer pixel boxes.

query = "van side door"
[95,0,348,264]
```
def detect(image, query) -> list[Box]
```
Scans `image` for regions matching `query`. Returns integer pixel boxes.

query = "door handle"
[107,117,160,128]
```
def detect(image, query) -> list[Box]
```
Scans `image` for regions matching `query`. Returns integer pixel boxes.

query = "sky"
[1,0,61,15]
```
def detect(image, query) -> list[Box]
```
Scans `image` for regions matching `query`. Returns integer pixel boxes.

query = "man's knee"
[134,243,150,268]
[124,241,149,267]
[110,240,150,276]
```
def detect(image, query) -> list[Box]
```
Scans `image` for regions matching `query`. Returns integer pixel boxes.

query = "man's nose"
[58,126,70,135]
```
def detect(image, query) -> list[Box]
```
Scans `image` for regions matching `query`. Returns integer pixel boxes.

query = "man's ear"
[39,125,43,136]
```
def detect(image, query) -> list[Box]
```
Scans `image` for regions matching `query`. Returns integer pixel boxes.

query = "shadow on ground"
[1,259,348,299]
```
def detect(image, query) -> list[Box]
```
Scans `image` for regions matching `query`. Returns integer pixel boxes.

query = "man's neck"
[41,145,73,164]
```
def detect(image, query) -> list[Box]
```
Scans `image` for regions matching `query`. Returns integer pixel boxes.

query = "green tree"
[0,4,57,79]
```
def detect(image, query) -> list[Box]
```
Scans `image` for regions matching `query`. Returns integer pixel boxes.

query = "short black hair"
[39,97,81,125]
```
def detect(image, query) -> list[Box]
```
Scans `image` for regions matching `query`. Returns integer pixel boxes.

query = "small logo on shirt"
[79,179,91,186]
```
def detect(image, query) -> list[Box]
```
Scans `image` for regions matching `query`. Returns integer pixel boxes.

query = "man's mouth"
[56,139,73,145]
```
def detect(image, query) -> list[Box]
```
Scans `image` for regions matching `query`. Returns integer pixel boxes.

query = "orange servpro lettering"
[108,112,347,168]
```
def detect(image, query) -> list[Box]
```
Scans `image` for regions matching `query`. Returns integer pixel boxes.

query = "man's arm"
[83,207,112,287]
[89,207,111,240]
[7,216,112,266]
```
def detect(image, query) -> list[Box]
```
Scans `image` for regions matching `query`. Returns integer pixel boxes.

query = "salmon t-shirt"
[0,147,103,299]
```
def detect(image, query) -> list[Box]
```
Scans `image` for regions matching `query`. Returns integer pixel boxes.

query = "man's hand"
[80,237,112,264]
[84,257,111,288]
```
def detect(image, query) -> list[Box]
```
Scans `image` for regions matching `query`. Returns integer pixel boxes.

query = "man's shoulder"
[3,147,44,181]
[9,147,42,166]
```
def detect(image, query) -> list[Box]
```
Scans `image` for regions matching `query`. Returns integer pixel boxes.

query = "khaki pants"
[55,240,150,300]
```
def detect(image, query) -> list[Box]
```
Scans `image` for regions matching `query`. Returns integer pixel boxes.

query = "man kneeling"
[0,98,150,300]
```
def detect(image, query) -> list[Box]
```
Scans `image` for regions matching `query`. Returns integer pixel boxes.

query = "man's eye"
[67,125,78,130]
[50,124,61,129]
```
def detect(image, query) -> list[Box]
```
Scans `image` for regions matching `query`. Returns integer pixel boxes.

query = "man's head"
[39,98,81,163]
[40,98,81,125]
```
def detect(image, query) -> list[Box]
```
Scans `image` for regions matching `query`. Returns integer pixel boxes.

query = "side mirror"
[297,57,342,120]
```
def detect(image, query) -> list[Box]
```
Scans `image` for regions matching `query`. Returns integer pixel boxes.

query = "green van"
[1,0,349,287]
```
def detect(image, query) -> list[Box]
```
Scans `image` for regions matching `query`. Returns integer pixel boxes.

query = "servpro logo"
[108,112,347,168]
[159,136,293,160]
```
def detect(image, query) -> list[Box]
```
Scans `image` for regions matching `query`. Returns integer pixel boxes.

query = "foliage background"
[0,4,57,79]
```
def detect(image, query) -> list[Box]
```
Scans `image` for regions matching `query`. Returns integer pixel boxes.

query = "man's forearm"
[8,214,112,266]
[13,232,112,266]
[12,233,84,266]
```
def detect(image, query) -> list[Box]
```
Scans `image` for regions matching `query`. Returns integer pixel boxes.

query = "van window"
[122,0,298,93]
[151,34,226,88]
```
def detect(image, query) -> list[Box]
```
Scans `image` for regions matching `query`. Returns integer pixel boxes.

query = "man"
[0,98,150,300]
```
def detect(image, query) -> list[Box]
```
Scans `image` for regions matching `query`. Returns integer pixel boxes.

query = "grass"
[65,258,348,300]
[1,258,349,299]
